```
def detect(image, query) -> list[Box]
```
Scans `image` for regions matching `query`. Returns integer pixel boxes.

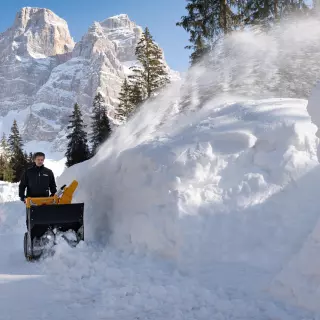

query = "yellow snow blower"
[23,180,84,261]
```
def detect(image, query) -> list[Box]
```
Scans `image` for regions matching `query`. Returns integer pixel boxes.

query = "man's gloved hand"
[20,196,25,203]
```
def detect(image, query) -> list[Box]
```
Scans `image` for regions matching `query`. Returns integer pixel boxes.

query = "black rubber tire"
[24,232,33,261]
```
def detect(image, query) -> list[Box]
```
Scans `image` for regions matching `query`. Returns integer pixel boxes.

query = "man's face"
[34,156,45,167]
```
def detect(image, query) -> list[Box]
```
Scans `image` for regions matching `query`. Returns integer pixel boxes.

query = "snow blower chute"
[23,180,84,261]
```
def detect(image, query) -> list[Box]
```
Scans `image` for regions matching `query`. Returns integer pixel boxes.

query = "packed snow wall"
[53,17,320,313]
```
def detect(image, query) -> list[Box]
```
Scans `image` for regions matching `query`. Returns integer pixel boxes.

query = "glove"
[20,197,25,203]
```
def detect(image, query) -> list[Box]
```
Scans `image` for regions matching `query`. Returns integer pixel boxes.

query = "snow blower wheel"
[24,232,34,261]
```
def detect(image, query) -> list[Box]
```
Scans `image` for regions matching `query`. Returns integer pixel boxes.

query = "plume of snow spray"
[90,16,320,161]
[58,15,320,245]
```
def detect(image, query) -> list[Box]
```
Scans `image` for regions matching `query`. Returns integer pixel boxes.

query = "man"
[19,152,57,202]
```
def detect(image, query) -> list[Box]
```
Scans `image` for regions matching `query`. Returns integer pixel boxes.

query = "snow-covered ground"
[2,86,320,318]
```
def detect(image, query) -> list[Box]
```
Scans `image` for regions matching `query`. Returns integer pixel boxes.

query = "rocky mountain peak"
[100,14,136,30]
[8,6,75,57]
[14,7,63,29]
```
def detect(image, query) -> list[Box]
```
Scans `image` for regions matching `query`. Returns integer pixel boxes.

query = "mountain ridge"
[0,7,179,153]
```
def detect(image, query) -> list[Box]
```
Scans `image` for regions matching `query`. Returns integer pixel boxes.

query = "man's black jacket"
[19,164,57,199]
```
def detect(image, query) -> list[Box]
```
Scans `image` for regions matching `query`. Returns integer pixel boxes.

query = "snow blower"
[23,180,84,261]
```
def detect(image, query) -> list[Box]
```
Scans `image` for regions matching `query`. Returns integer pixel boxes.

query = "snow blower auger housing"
[23,180,84,261]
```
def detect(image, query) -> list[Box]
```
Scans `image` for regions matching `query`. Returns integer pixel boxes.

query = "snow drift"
[53,80,320,314]
[47,14,320,312]
[47,17,320,315]
[0,182,25,235]
[266,80,320,312]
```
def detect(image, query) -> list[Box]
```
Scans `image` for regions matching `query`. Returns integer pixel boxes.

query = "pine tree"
[0,155,4,181]
[115,78,135,122]
[8,120,27,182]
[3,162,14,182]
[0,133,9,181]
[176,0,240,65]
[65,103,90,167]
[23,151,30,169]
[100,111,112,143]
[0,133,8,154]
[129,83,143,109]
[116,79,144,124]
[90,93,112,155]
[28,152,33,164]
[243,0,310,27]
[8,121,23,151]
[129,27,170,99]
[0,133,9,160]
[116,78,132,122]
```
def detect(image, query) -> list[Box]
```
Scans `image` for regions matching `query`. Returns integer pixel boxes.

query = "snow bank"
[59,97,319,255]
[0,182,24,235]
[307,81,320,161]
[53,90,320,313]
[265,80,320,311]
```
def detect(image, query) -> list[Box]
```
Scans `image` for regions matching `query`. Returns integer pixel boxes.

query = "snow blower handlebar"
[25,180,79,208]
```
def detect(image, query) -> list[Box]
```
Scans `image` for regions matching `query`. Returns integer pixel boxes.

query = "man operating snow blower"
[19,152,57,202]
[19,152,85,261]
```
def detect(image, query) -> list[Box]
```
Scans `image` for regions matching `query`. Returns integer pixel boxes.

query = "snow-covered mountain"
[0,8,179,152]
[0,7,74,117]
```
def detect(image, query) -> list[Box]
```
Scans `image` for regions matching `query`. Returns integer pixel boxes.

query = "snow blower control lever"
[56,184,67,198]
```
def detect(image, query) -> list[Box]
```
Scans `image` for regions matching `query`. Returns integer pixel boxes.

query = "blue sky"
[0,0,191,72]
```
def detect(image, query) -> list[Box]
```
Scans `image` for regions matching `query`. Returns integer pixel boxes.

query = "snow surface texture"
[39,85,319,318]
[307,81,320,160]
[0,182,25,235]
[269,80,320,312]
[2,95,320,319]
